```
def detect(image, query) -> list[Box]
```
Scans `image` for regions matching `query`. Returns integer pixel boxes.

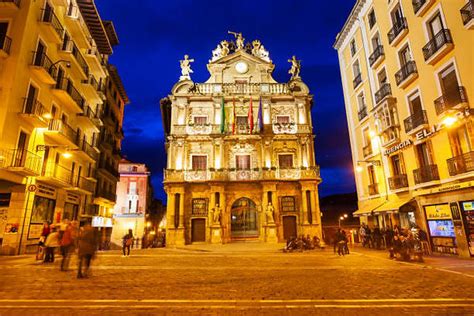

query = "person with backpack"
[122,229,133,257]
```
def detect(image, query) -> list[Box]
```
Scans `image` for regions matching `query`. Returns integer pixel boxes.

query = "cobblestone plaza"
[0,244,473,315]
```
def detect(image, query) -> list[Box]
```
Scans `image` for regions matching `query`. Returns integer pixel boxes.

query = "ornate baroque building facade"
[0,0,126,254]
[334,0,474,257]
[161,34,322,245]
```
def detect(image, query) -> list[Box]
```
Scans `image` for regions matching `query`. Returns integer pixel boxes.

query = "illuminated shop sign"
[425,204,452,220]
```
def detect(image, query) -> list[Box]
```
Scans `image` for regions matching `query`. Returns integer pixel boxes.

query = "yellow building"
[161,34,322,246]
[0,0,121,254]
[334,0,474,257]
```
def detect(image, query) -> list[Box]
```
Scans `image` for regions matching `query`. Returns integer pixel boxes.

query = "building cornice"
[333,0,366,50]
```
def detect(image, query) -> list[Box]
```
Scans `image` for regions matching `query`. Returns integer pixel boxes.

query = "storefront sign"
[384,139,412,155]
[425,204,452,220]
[92,216,113,228]
[414,181,473,196]
[462,201,474,211]
[28,223,43,239]
[450,202,463,227]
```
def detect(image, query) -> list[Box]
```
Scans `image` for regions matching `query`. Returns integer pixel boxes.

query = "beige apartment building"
[161,34,322,246]
[0,0,123,254]
[334,0,473,257]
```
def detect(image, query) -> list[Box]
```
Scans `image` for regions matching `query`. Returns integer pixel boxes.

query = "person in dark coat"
[77,222,97,279]
[122,229,134,257]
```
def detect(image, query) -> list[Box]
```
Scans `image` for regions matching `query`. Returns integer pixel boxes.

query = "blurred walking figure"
[122,229,133,257]
[43,226,59,263]
[59,221,78,271]
[77,222,97,279]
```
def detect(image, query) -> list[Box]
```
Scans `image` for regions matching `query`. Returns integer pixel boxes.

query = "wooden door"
[283,216,297,240]
[191,218,206,242]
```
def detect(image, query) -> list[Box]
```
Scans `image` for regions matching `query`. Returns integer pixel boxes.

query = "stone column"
[165,190,176,246]
[301,189,308,224]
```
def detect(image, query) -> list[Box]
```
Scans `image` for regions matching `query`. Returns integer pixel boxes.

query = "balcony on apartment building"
[358,106,368,121]
[368,183,379,196]
[44,119,78,148]
[374,83,393,106]
[0,148,42,176]
[98,161,119,178]
[64,2,91,48]
[0,34,12,58]
[81,75,102,102]
[29,51,57,85]
[0,0,21,9]
[404,110,428,134]
[353,73,362,89]
[68,175,95,194]
[18,98,50,128]
[447,151,474,176]
[52,78,85,113]
[434,86,468,116]
[412,0,435,17]
[395,61,418,89]
[422,29,454,65]
[369,45,385,68]
[59,39,90,79]
[39,163,73,188]
[388,17,408,46]
[95,187,117,203]
[86,45,106,77]
[363,144,373,158]
[413,164,440,184]
[39,8,64,43]
[192,82,289,95]
[461,0,474,29]
[388,174,409,190]
[74,137,99,162]
[77,105,101,131]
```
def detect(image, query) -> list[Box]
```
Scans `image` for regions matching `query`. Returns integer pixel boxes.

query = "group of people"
[38,220,98,278]
[359,223,428,262]
[284,235,322,252]
[332,229,350,256]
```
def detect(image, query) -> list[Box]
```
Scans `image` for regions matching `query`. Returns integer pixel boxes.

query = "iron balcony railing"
[363,144,373,157]
[353,73,362,89]
[388,174,409,190]
[84,75,99,91]
[461,0,474,25]
[388,17,408,44]
[422,29,453,61]
[404,110,428,133]
[73,176,95,192]
[31,51,56,78]
[395,61,418,86]
[48,119,77,141]
[434,86,468,115]
[369,45,384,67]
[412,0,428,14]
[96,188,117,202]
[374,83,392,104]
[22,98,47,117]
[0,0,21,7]
[447,151,474,176]
[0,35,12,55]
[75,138,99,161]
[358,106,368,121]
[368,183,379,196]
[99,161,119,178]
[61,40,89,77]
[42,162,72,185]
[41,8,64,39]
[55,78,85,108]
[0,148,42,174]
[413,164,440,184]
[80,105,100,124]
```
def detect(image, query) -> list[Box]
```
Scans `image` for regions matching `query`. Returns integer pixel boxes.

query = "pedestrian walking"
[59,221,78,271]
[43,226,59,263]
[122,229,133,257]
[77,222,98,279]
[36,221,50,261]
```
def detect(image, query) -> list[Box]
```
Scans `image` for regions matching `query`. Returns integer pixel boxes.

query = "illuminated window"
[278,154,294,169]
[236,155,251,170]
[192,155,207,170]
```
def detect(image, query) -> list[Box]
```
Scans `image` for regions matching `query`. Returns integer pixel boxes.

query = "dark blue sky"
[95,0,357,202]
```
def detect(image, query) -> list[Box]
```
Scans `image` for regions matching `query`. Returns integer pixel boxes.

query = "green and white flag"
[220,97,226,134]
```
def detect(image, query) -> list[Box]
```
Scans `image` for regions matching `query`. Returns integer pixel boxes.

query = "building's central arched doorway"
[230,198,259,238]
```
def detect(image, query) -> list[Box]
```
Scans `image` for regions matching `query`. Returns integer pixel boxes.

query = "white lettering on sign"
[384,139,412,156]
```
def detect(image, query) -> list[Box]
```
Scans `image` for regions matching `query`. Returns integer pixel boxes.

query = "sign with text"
[425,204,452,220]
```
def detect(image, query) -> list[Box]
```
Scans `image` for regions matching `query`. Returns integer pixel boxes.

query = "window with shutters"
[236,155,251,170]
[192,155,207,171]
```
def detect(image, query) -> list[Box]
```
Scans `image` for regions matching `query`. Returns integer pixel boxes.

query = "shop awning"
[353,198,385,217]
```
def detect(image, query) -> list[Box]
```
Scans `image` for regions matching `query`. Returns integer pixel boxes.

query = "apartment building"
[161,35,322,246]
[334,0,473,257]
[0,0,122,254]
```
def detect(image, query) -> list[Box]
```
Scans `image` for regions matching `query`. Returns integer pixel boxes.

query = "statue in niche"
[228,31,245,50]
[212,204,222,225]
[266,203,275,224]
[179,54,194,81]
[288,55,301,80]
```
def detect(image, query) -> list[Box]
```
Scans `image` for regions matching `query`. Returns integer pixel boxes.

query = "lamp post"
[339,213,348,228]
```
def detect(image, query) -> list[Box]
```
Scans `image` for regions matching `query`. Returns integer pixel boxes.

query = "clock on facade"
[235,61,248,74]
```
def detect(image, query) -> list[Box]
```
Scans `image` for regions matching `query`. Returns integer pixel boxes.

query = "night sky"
[95,0,357,202]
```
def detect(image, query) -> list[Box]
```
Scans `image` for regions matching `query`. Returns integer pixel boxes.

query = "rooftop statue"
[228,31,245,50]
[288,55,301,80]
[179,54,194,81]
[252,40,270,62]
[210,40,230,62]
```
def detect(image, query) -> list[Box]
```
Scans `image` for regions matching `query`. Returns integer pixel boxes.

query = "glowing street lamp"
[339,213,348,228]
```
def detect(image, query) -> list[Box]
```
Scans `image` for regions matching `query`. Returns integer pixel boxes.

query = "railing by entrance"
[447,151,474,176]
[369,45,384,67]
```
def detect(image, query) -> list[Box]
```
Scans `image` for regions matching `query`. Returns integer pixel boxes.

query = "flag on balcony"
[220,97,226,134]
[256,96,264,133]
[248,96,254,134]
[230,97,236,134]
